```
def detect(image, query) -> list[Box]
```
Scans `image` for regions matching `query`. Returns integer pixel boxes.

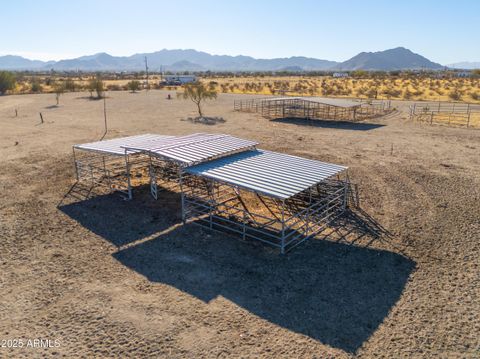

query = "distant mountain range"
[446,62,480,70]
[333,47,442,71]
[0,47,472,72]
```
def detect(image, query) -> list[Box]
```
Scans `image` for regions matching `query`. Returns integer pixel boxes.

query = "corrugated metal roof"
[122,133,258,166]
[263,97,361,108]
[74,134,175,155]
[185,149,347,199]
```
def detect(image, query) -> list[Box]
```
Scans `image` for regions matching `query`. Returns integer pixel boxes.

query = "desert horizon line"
[1,47,478,66]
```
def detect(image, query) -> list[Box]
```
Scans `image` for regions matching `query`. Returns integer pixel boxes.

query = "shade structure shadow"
[113,219,415,353]
[58,185,182,247]
[271,117,385,131]
[326,208,395,247]
[181,116,226,125]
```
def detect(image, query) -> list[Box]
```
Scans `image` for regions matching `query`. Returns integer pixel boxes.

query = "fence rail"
[234,97,391,122]
[409,101,480,128]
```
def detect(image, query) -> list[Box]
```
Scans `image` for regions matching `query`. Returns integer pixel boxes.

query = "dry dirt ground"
[0,91,479,358]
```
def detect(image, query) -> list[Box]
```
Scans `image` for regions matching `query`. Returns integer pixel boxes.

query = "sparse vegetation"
[2,71,479,104]
[200,75,480,103]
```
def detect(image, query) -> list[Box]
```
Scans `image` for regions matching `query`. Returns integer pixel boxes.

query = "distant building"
[161,75,197,85]
[332,72,349,78]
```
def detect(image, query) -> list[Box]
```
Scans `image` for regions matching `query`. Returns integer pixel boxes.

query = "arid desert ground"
[0,90,479,358]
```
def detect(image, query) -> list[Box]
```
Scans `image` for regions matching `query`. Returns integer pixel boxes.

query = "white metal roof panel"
[73,134,175,155]
[264,97,361,108]
[122,133,258,165]
[185,149,347,199]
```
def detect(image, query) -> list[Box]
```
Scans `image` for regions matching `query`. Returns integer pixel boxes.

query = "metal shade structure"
[73,134,174,156]
[122,133,258,166]
[185,149,346,199]
[70,132,351,253]
[72,134,174,198]
[122,133,258,200]
[181,149,349,253]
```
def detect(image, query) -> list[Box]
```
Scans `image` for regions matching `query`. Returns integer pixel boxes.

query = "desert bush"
[365,88,378,99]
[355,87,366,97]
[403,88,413,100]
[448,89,462,101]
[19,83,29,93]
[321,85,334,96]
[382,88,401,98]
[0,71,16,95]
[412,89,424,97]
[219,84,228,93]
[106,84,122,91]
[352,70,368,78]
[127,80,141,92]
[469,92,480,101]
[31,80,43,93]
[65,79,76,92]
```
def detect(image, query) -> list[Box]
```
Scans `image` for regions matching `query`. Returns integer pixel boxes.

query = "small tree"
[53,82,65,105]
[178,82,217,118]
[65,79,76,92]
[0,71,16,95]
[127,80,141,93]
[88,75,104,99]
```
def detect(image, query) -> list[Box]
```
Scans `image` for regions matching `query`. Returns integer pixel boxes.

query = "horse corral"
[70,133,351,253]
[409,101,480,127]
[234,96,391,122]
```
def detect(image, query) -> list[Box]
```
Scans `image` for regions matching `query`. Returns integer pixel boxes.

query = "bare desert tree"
[53,82,65,105]
[178,82,217,118]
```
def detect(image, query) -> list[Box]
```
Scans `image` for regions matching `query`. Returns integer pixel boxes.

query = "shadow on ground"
[58,185,182,247]
[271,117,385,131]
[112,213,414,353]
[59,185,414,353]
[181,116,226,125]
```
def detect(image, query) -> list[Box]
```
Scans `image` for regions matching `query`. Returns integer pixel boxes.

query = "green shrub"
[88,75,104,98]
[0,71,16,95]
[65,79,76,92]
[127,80,141,92]
[31,81,43,93]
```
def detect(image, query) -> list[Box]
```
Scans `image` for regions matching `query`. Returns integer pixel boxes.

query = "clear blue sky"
[1,0,478,64]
